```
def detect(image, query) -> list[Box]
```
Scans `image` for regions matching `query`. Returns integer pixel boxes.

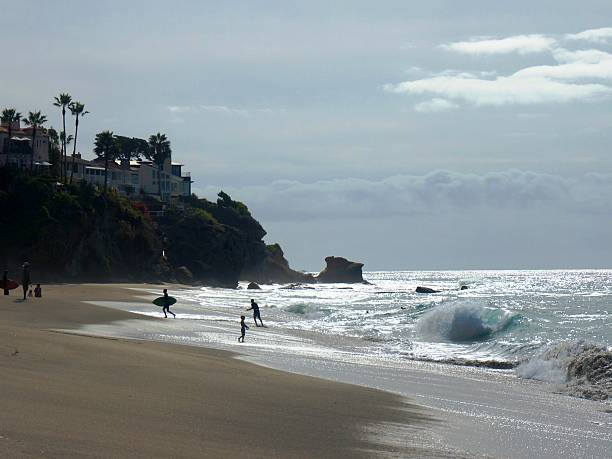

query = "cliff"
[0,168,167,282]
[0,169,306,287]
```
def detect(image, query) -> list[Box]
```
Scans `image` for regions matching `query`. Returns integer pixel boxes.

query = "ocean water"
[78,269,612,458]
[111,269,612,401]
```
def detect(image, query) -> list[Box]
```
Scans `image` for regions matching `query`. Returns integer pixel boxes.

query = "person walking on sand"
[2,270,9,296]
[238,315,249,342]
[162,288,175,318]
[247,298,264,327]
[34,284,42,298]
[21,262,30,300]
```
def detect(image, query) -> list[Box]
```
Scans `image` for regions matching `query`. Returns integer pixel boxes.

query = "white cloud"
[199,171,612,221]
[385,74,611,106]
[442,34,556,55]
[414,98,458,113]
[566,27,612,44]
[167,105,192,113]
[514,48,612,81]
[199,105,249,116]
[388,30,612,108]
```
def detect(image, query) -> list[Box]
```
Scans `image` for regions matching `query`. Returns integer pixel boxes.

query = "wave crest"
[416,301,517,342]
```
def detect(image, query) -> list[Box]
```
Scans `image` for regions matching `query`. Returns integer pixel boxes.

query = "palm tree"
[22,111,48,170]
[146,133,172,199]
[93,130,118,193]
[53,93,72,181]
[68,102,89,183]
[47,127,61,177]
[1,108,22,158]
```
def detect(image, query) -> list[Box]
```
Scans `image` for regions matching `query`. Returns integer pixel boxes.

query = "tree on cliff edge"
[94,130,118,193]
[22,111,48,170]
[68,101,89,184]
[1,108,21,158]
[146,133,171,200]
[53,93,72,182]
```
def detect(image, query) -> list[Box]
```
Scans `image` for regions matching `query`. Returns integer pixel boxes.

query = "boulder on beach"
[416,286,439,294]
[316,256,365,283]
[175,266,194,284]
[247,282,261,290]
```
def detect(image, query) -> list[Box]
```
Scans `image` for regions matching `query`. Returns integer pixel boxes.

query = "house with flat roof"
[69,154,193,200]
[0,119,50,169]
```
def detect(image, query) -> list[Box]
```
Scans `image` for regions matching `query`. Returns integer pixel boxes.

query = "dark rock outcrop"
[241,243,315,285]
[416,286,439,294]
[316,256,364,283]
[460,285,469,290]
[247,282,261,290]
[174,266,194,284]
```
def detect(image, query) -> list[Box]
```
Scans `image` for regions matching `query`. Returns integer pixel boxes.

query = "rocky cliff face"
[316,256,365,283]
[240,243,315,284]
[0,171,300,287]
[0,169,167,282]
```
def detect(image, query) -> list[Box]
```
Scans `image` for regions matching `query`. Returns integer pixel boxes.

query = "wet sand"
[0,284,437,458]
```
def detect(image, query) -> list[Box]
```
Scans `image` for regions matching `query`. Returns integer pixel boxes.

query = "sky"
[1,1,611,271]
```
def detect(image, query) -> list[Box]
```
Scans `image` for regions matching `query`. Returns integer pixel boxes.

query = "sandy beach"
[0,284,436,458]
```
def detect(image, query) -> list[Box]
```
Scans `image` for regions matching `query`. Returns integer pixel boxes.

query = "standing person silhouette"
[2,270,9,296]
[238,315,249,342]
[162,288,175,318]
[247,299,264,327]
[21,262,30,301]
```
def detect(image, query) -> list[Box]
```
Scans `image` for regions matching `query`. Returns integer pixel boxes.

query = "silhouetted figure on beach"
[21,262,30,300]
[2,270,9,296]
[247,299,264,327]
[162,288,175,318]
[34,284,42,298]
[238,315,249,342]
[28,289,33,297]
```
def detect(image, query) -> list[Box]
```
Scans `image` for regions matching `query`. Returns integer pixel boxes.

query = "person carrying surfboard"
[162,288,176,318]
[247,299,264,327]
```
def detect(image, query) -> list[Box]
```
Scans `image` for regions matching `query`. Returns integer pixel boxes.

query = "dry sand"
[0,284,436,458]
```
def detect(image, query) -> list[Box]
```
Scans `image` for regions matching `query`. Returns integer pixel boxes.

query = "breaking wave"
[283,302,332,318]
[415,301,518,342]
[516,340,612,400]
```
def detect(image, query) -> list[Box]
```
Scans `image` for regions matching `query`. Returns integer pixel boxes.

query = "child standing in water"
[238,315,249,343]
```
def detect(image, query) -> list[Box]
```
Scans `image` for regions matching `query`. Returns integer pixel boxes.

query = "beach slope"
[0,284,434,458]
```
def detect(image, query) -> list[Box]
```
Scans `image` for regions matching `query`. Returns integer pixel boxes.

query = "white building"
[69,154,193,200]
[0,119,50,169]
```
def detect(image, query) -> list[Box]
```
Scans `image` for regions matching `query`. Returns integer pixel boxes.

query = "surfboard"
[152,296,177,307]
[0,279,19,290]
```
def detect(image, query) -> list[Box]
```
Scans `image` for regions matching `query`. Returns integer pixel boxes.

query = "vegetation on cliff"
[0,168,165,281]
[0,168,306,286]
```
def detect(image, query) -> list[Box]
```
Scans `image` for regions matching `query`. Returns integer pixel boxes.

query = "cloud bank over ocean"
[198,170,612,221]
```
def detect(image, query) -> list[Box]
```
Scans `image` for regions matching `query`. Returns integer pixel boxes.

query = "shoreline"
[0,283,445,458]
[69,282,612,459]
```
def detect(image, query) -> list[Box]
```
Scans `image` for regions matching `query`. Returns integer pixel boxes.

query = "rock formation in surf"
[416,286,439,293]
[316,256,365,283]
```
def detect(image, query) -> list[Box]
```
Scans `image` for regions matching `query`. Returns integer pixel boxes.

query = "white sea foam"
[516,340,612,400]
